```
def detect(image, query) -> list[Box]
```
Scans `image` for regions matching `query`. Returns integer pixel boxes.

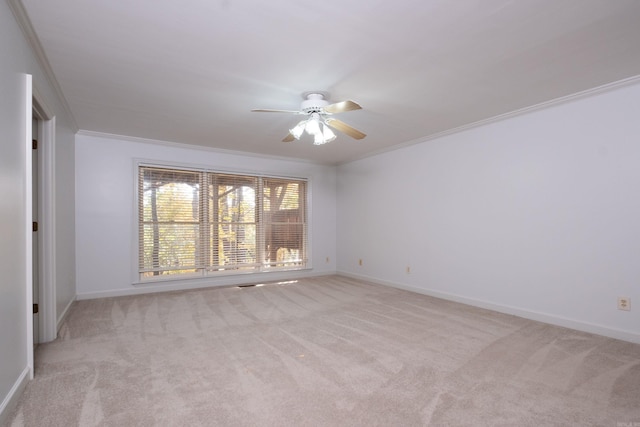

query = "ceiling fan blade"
[282,133,296,142]
[323,100,362,114]
[251,109,302,114]
[325,118,366,140]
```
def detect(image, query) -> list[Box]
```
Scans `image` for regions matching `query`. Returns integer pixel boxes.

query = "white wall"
[0,13,30,421]
[337,80,640,343]
[54,124,77,326]
[0,1,76,422]
[75,133,337,299]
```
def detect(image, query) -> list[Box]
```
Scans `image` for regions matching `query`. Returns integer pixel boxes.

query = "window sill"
[132,266,312,287]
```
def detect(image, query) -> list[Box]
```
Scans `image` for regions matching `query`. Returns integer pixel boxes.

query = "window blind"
[138,165,307,280]
[262,178,307,268]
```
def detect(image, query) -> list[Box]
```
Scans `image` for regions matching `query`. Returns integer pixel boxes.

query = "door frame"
[31,84,57,346]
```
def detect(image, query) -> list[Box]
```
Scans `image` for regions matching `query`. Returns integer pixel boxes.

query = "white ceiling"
[20,0,640,165]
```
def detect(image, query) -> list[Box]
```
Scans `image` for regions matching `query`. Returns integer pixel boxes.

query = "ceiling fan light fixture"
[289,120,306,139]
[305,113,321,136]
[322,123,336,143]
[312,123,336,145]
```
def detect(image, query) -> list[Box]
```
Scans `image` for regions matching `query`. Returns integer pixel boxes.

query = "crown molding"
[76,130,330,166]
[7,0,79,132]
[342,74,640,165]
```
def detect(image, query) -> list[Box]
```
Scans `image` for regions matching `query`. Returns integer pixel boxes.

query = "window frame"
[134,160,311,283]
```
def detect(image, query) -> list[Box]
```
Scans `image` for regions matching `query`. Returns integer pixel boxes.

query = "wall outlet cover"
[618,297,631,311]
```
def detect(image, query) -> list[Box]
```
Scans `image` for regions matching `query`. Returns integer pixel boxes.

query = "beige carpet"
[7,275,640,426]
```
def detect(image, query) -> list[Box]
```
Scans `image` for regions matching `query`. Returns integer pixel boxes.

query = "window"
[138,165,307,280]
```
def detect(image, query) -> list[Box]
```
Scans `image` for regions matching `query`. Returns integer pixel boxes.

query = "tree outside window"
[139,166,307,280]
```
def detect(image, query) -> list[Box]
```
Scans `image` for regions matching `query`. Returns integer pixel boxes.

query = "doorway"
[31,88,56,347]
[32,115,39,347]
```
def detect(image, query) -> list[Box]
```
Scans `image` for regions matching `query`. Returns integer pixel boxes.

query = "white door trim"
[24,75,33,379]
[32,84,57,344]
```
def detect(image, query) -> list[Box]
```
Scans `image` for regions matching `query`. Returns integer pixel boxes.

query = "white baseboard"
[57,295,76,333]
[76,270,336,300]
[338,271,640,344]
[0,367,29,426]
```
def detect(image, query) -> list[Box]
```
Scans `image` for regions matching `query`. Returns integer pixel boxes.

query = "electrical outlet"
[618,297,631,311]
[406,265,411,274]
[358,259,363,266]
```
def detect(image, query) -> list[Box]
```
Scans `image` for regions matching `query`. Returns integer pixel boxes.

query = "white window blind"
[138,166,307,280]
[262,178,307,268]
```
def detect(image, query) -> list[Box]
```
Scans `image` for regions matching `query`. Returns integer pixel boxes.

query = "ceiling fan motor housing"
[301,92,329,113]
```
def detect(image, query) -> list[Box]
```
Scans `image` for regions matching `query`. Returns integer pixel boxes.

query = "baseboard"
[337,271,640,344]
[76,270,336,300]
[0,367,29,426]
[57,295,76,333]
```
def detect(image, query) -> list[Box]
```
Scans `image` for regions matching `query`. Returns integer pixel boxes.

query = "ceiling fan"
[251,92,366,145]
